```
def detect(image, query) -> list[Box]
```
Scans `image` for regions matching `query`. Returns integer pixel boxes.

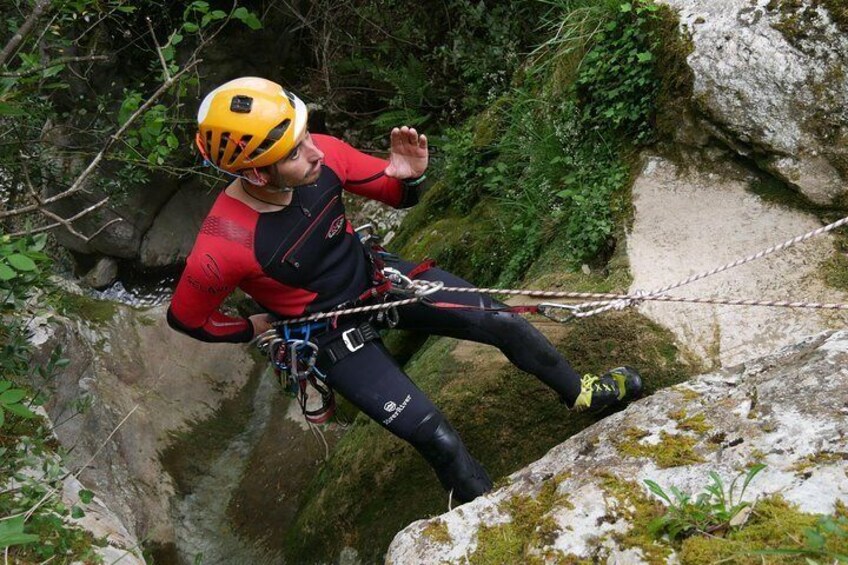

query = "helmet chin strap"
[243,165,293,193]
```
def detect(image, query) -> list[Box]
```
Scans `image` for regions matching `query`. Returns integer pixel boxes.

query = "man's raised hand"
[384,126,428,180]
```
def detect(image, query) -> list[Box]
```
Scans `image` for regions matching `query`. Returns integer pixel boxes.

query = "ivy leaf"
[71,506,85,519]
[637,51,654,63]
[79,490,95,504]
[166,134,179,149]
[183,22,199,32]
[4,403,36,419]
[6,254,37,271]
[620,2,632,12]
[0,389,26,404]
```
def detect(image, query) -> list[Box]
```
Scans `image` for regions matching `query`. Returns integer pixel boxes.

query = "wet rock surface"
[31,300,255,549]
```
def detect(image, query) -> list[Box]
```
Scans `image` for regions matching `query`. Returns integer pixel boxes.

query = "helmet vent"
[250,119,291,159]
[227,135,253,167]
[218,132,231,164]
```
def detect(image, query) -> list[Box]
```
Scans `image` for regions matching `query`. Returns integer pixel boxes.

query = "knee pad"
[409,411,493,503]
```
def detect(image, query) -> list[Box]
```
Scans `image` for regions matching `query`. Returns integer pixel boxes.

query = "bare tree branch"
[0,55,110,78]
[0,0,53,68]
[146,17,171,81]
[12,164,120,241]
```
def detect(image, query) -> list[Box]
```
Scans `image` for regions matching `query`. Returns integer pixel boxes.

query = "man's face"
[273,131,324,187]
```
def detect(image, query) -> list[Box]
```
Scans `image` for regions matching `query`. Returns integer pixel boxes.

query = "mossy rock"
[281,311,700,564]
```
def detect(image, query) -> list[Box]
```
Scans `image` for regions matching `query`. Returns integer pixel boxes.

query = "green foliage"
[0,380,36,427]
[309,0,546,138]
[0,233,101,561]
[0,0,263,222]
[575,1,664,142]
[393,0,679,286]
[0,516,39,551]
[645,464,767,541]
[0,233,49,306]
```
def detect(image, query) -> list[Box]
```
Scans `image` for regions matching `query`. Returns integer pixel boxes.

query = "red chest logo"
[326,214,346,239]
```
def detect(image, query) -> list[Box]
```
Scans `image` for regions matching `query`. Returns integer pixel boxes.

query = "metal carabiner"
[253,328,281,352]
[286,339,320,379]
[409,279,444,297]
[537,303,584,323]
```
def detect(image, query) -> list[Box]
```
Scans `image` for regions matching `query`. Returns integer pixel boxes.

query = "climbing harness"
[254,321,336,424]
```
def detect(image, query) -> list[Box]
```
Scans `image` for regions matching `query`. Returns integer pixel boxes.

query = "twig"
[12,164,120,240]
[0,55,109,78]
[0,0,53,68]
[146,17,171,80]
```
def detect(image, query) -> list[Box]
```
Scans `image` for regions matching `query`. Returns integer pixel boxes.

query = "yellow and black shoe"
[571,366,643,412]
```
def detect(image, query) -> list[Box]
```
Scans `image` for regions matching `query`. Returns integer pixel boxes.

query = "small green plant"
[645,464,766,540]
[0,380,37,428]
[749,514,848,563]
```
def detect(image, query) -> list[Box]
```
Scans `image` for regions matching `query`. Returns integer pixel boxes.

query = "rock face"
[387,330,848,563]
[660,0,848,204]
[627,153,848,367]
[30,299,256,547]
[139,178,219,268]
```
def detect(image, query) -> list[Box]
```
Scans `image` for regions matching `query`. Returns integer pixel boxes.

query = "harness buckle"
[342,328,365,353]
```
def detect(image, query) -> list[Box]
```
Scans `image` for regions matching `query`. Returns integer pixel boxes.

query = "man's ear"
[242,167,269,186]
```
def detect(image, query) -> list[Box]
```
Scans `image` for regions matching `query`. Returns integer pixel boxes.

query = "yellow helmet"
[196,77,308,173]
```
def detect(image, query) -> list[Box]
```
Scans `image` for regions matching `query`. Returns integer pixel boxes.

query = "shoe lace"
[580,374,599,391]
[581,374,616,393]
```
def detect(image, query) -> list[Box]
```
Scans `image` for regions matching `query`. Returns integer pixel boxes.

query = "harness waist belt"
[322,322,380,365]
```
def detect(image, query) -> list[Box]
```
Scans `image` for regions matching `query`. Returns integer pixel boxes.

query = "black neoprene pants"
[313,258,583,503]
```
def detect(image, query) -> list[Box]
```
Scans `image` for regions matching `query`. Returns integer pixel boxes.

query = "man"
[168,77,642,503]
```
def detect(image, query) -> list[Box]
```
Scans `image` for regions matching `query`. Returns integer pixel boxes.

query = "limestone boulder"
[387,330,848,563]
[660,0,848,204]
[627,153,848,367]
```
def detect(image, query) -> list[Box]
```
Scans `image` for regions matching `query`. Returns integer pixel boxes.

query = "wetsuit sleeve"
[314,133,423,208]
[167,248,254,343]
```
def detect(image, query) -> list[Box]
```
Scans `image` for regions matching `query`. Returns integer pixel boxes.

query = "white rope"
[269,213,848,326]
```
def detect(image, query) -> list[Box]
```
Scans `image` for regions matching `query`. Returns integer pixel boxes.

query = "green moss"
[672,386,702,403]
[791,451,848,476]
[822,241,848,291]
[55,292,118,325]
[392,198,512,286]
[469,477,571,565]
[422,520,452,545]
[472,96,511,147]
[615,427,705,468]
[669,409,712,434]
[137,314,157,326]
[679,495,848,564]
[599,474,671,563]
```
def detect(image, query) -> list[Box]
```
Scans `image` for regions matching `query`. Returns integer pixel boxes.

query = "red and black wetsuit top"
[167,134,419,343]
